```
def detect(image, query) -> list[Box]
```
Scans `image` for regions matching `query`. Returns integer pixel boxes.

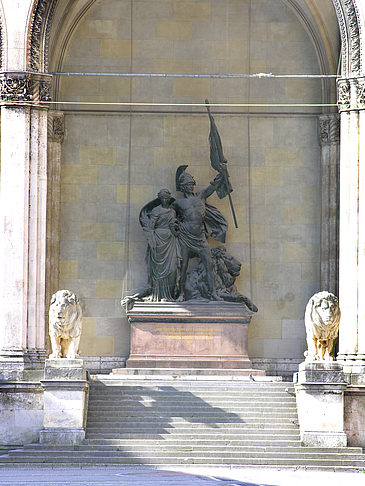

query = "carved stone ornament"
[0,73,53,104]
[344,0,361,75]
[0,14,3,71]
[337,79,351,110]
[29,0,48,72]
[356,78,365,107]
[49,290,83,359]
[48,111,65,143]
[39,80,52,102]
[304,291,340,362]
[332,0,362,77]
[0,74,33,102]
[319,115,340,145]
[29,0,58,72]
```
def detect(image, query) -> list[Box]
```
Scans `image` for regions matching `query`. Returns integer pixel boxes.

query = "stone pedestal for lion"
[294,361,347,447]
[126,301,262,371]
[40,359,89,445]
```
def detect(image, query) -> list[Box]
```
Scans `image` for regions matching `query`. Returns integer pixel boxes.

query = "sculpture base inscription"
[126,301,255,369]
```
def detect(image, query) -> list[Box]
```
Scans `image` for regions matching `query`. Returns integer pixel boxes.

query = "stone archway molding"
[332,0,364,77]
[27,0,58,72]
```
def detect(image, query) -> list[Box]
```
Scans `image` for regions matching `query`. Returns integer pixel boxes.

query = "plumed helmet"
[175,165,195,191]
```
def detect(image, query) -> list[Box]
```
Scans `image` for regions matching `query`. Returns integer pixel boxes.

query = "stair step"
[86,417,298,423]
[85,422,300,429]
[83,438,304,446]
[5,450,365,460]
[1,375,363,470]
[19,445,365,454]
[91,385,294,392]
[0,456,364,467]
[85,432,301,440]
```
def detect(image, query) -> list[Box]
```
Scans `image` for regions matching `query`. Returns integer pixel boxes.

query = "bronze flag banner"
[205,99,238,228]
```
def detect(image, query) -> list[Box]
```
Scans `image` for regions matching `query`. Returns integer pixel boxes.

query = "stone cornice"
[0,72,52,104]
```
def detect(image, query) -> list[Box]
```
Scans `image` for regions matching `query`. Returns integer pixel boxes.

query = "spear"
[205,99,238,228]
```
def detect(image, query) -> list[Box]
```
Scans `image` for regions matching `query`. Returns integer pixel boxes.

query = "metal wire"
[6,100,338,107]
[51,71,338,79]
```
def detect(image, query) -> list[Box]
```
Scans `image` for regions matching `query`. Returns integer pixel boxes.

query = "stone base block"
[40,427,85,445]
[0,354,46,381]
[127,357,253,369]
[44,358,86,380]
[0,381,43,446]
[301,431,347,448]
[126,301,255,370]
[295,360,345,384]
[295,361,347,448]
[41,359,89,445]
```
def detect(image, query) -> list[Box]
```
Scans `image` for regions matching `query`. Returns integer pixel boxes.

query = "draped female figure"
[140,189,180,301]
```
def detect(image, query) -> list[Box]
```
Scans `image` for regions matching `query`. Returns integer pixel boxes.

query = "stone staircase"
[1,371,365,470]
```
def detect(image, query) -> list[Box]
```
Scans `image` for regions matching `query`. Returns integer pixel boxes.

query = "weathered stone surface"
[344,386,365,447]
[294,361,347,447]
[44,358,86,380]
[295,360,345,383]
[0,382,44,446]
[40,359,89,445]
[39,427,85,446]
[301,431,347,448]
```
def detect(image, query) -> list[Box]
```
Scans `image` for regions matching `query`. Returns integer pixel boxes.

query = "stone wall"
[54,0,332,360]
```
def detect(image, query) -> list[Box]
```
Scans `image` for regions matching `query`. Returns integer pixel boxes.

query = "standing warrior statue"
[173,102,237,301]
[174,166,228,301]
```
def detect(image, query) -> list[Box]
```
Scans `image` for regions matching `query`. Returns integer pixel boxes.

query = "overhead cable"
[6,100,338,107]
[51,72,338,79]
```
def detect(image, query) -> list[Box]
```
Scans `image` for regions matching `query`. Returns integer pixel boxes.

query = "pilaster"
[318,114,340,294]
[0,71,52,376]
[337,77,365,370]
[46,111,64,332]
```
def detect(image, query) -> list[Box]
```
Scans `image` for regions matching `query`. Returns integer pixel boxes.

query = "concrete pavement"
[0,465,364,486]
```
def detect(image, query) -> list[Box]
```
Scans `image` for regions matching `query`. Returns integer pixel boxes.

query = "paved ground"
[0,466,364,486]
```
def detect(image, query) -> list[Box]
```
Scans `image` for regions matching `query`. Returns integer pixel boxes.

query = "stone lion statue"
[304,291,340,361]
[49,290,82,359]
[185,246,258,312]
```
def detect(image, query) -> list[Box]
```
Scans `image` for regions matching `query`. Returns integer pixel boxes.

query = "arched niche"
[42,0,343,368]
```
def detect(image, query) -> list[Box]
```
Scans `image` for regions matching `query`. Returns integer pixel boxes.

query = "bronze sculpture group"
[122,102,257,312]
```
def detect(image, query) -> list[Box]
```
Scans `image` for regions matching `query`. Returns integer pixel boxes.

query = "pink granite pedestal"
[126,301,255,369]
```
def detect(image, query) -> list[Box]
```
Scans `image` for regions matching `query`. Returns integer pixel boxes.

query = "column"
[0,72,52,378]
[318,114,340,294]
[337,77,365,369]
[46,111,64,307]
